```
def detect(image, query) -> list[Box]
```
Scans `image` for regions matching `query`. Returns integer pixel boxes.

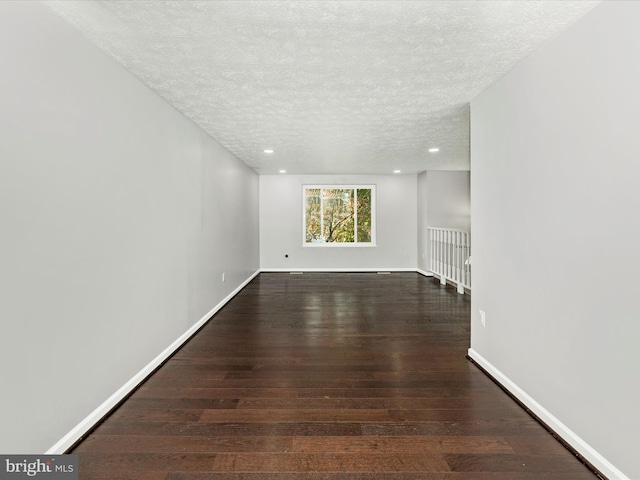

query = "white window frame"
[302,184,376,247]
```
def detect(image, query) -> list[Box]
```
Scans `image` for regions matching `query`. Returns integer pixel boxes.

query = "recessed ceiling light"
[428,147,440,153]
[393,170,401,174]
[264,149,274,154]
[279,169,286,174]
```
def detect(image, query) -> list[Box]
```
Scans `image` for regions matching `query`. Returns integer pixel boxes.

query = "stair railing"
[428,227,471,294]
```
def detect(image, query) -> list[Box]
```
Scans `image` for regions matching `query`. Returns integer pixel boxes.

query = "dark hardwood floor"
[73,273,596,479]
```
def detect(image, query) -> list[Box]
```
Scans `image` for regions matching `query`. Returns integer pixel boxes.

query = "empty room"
[1,1,638,479]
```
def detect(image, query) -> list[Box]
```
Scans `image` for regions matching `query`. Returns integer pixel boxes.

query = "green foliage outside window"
[304,186,374,244]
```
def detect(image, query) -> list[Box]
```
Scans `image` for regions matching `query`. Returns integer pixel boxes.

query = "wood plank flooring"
[72,273,597,479]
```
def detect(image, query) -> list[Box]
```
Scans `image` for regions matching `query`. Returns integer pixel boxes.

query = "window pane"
[356,189,372,242]
[322,188,354,243]
[304,185,374,246]
[305,188,322,243]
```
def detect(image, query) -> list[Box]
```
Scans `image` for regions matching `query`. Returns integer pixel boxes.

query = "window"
[303,185,376,246]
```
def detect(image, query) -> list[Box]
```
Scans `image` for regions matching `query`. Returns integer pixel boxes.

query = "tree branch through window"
[304,186,375,245]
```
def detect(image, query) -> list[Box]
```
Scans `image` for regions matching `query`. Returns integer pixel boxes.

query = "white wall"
[417,172,429,273]
[471,2,639,478]
[260,175,417,270]
[0,1,259,453]
[416,170,470,273]
[426,171,471,230]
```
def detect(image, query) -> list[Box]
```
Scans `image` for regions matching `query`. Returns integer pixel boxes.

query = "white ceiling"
[44,0,599,175]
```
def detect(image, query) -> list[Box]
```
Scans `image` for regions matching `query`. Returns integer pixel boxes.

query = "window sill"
[303,243,377,248]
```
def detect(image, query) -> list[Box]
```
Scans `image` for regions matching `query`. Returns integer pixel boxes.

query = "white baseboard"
[467,348,628,480]
[260,267,419,273]
[46,269,260,455]
[416,268,433,277]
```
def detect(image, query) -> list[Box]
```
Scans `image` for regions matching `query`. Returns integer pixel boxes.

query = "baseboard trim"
[416,268,433,277]
[46,269,260,455]
[467,348,627,480]
[260,268,418,273]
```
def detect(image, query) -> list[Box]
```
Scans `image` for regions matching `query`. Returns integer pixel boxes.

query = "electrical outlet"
[479,310,486,327]
[222,272,225,282]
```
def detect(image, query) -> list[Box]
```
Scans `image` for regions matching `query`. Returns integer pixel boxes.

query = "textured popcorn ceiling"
[44,1,599,174]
